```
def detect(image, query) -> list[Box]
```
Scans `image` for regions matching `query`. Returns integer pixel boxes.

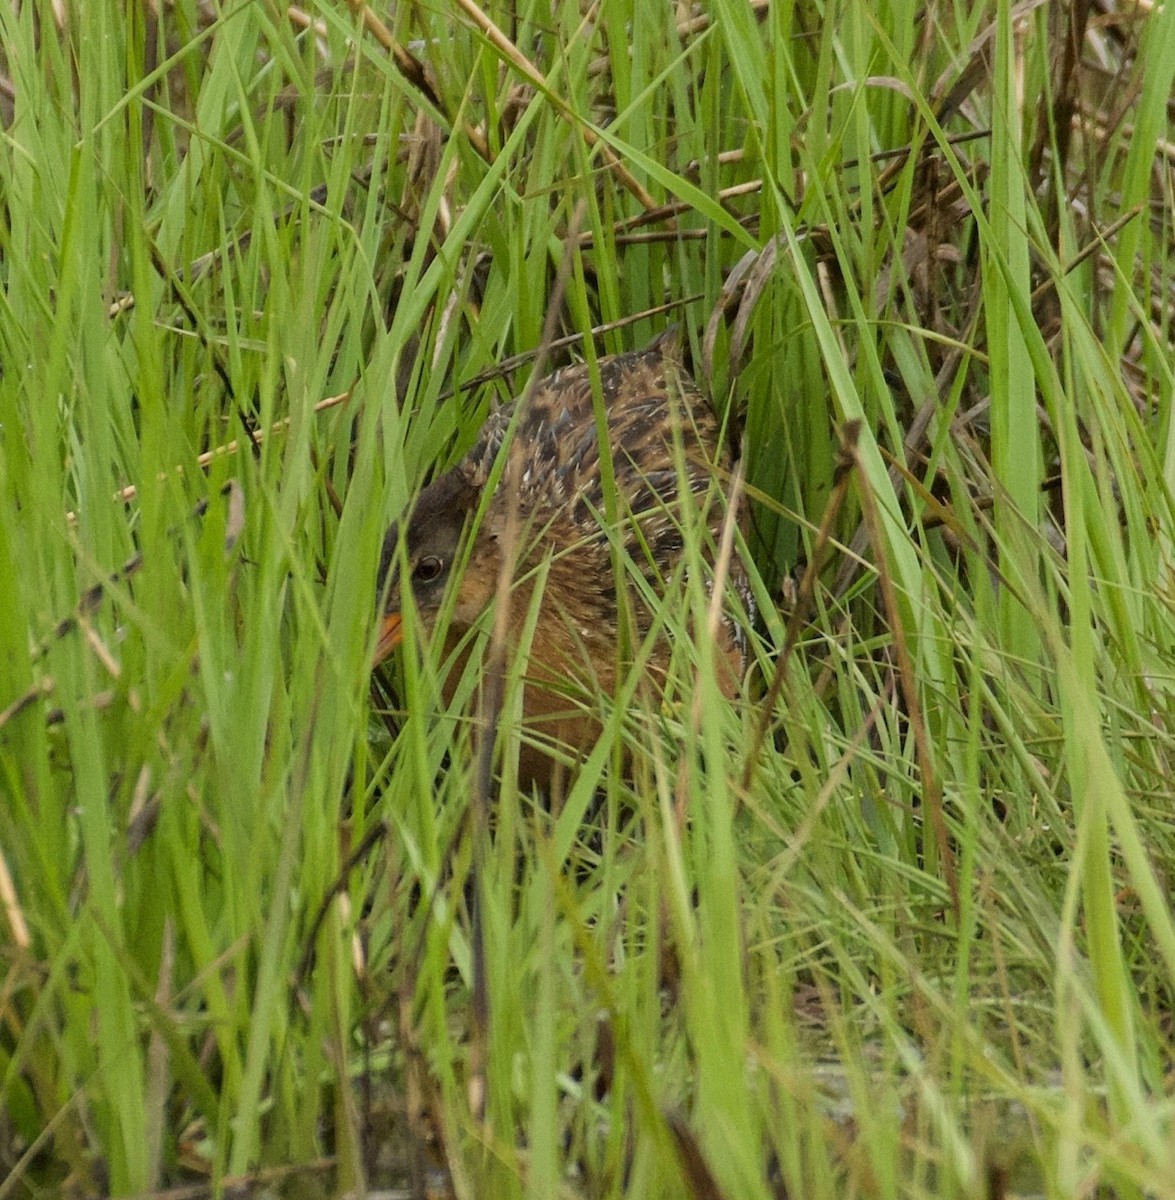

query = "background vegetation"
[1,0,1173,1195]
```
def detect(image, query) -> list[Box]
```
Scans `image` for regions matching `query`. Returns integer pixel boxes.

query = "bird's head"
[374,471,478,665]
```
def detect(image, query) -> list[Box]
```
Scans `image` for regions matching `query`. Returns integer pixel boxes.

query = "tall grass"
[1,0,1173,1196]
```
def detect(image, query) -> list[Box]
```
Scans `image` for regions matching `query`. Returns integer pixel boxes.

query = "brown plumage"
[375,331,750,786]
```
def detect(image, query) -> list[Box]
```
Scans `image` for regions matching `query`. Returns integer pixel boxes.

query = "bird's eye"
[413,555,444,585]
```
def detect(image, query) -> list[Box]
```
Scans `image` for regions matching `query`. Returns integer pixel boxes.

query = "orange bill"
[373,612,403,666]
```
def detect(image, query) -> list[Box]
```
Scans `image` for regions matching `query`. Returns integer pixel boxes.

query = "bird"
[374,330,751,787]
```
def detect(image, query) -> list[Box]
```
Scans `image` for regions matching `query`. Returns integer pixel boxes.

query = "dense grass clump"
[1,0,1173,1195]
